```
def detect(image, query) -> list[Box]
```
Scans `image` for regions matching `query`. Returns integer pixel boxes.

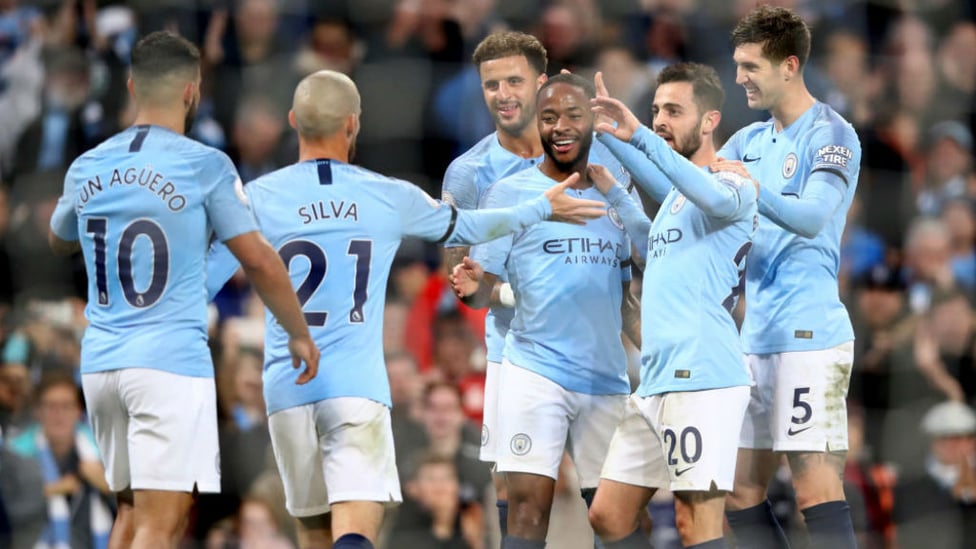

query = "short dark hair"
[537,72,595,101]
[34,370,81,406]
[656,62,725,113]
[731,5,811,68]
[472,31,548,75]
[130,31,200,95]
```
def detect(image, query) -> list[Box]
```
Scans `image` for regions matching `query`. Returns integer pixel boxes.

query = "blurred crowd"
[1,0,976,548]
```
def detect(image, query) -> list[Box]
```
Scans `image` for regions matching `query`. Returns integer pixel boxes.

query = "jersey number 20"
[278,239,372,327]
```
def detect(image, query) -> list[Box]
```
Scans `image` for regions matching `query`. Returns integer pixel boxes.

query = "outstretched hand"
[544,173,607,224]
[590,72,640,142]
[452,256,484,298]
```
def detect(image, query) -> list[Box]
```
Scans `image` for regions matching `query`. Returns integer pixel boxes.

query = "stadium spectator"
[893,400,976,549]
[8,372,113,548]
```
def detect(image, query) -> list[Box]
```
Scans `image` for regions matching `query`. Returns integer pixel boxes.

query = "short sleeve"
[397,180,458,242]
[717,129,742,161]
[201,151,259,242]
[50,165,79,240]
[807,122,861,190]
[470,181,515,277]
[441,158,480,210]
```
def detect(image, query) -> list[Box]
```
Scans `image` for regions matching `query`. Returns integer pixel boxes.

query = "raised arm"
[588,164,650,262]
[626,124,751,219]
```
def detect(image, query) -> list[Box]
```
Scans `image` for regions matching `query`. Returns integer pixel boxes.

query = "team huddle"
[48,4,860,549]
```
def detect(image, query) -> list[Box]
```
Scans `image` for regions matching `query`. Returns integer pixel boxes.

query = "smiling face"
[733,42,788,112]
[652,81,707,160]
[538,82,593,173]
[479,55,544,137]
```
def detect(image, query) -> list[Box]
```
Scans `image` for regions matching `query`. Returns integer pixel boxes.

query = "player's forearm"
[205,242,241,300]
[48,231,81,256]
[758,172,845,239]
[621,290,642,349]
[444,246,470,279]
[226,232,310,339]
[444,195,551,246]
[603,184,650,261]
[244,256,310,339]
[630,126,741,218]
[598,131,671,203]
[460,275,496,309]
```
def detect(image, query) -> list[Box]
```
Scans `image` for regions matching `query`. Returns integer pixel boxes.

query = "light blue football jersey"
[49,124,258,378]
[206,159,552,414]
[601,127,757,395]
[442,133,542,364]
[472,166,632,396]
[443,133,631,364]
[719,102,860,354]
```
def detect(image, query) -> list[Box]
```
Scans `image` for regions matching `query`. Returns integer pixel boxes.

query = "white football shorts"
[479,360,502,462]
[739,341,854,452]
[494,359,627,489]
[82,368,220,493]
[601,385,750,492]
[268,397,402,517]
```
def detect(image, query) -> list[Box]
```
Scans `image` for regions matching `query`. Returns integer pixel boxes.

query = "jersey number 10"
[86,217,169,308]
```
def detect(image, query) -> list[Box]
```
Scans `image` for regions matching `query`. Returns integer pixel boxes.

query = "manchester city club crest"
[670,194,687,214]
[608,206,625,229]
[510,433,532,455]
[782,152,799,178]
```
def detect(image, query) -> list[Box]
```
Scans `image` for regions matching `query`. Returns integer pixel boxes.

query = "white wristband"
[499,283,516,308]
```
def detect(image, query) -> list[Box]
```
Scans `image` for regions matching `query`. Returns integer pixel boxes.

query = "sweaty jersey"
[719,101,860,354]
[443,133,630,363]
[473,166,632,395]
[206,158,552,414]
[49,124,258,378]
[601,126,757,395]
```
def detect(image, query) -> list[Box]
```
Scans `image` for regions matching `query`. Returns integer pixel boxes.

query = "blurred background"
[0,0,975,547]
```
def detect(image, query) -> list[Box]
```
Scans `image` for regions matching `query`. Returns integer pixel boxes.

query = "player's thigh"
[316,398,401,510]
[118,368,220,493]
[768,342,854,453]
[82,371,130,492]
[642,386,750,493]
[494,360,572,482]
[739,353,776,450]
[480,360,502,463]
[599,394,669,491]
[568,392,627,489]
[269,398,402,518]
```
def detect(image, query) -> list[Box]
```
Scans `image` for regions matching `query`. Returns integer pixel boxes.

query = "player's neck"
[540,157,590,189]
[689,139,719,168]
[132,107,186,135]
[771,82,816,131]
[496,126,543,158]
[298,137,349,163]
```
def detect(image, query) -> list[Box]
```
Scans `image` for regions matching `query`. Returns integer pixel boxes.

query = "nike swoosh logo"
[675,466,694,477]
[787,425,813,436]
[743,155,761,162]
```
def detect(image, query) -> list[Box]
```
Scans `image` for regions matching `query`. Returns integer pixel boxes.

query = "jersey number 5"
[86,217,169,308]
[278,239,373,327]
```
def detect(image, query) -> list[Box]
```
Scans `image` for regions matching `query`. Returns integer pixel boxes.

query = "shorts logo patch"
[510,433,532,456]
[787,425,813,436]
[782,153,798,179]
[675,465,695,477]
[481,424,489,447]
